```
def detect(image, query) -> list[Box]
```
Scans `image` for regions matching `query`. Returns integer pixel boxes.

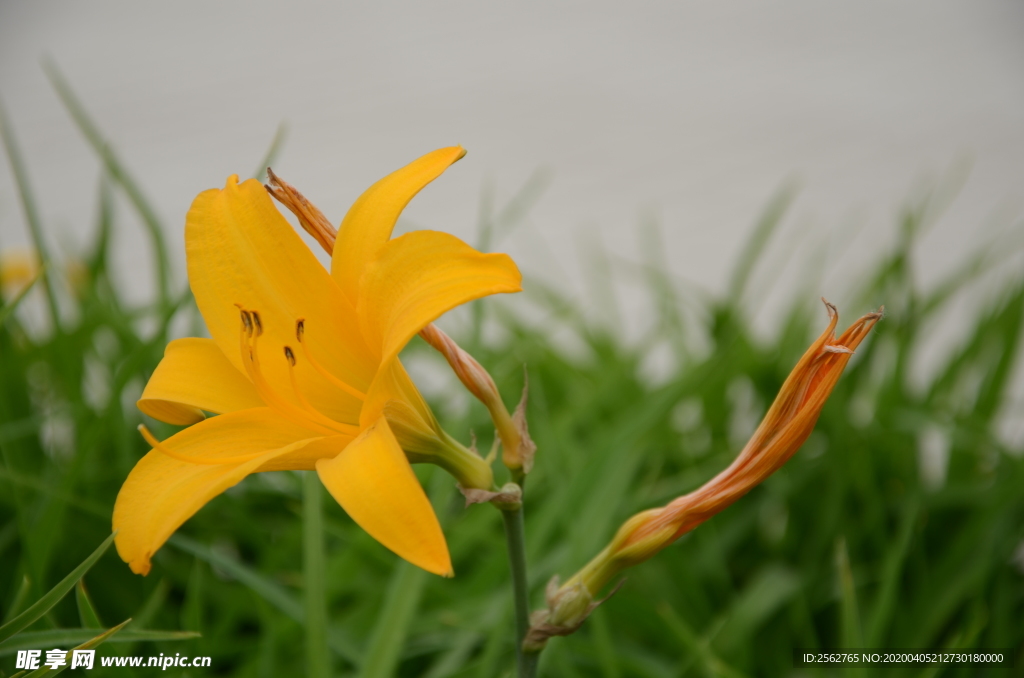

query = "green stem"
[501,500,539,678]
[303,472,330,678]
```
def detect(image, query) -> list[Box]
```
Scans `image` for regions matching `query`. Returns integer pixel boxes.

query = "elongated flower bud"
[525,301,881,651]
[419,323,536,475]
[265,168,338,254]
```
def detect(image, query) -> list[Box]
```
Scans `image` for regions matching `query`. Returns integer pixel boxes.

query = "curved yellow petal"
[314,418,452,576]
[358,230,522,366]
[331,147,466,303]
[359,357,437,431]
[137,338,264,425]
[113,409,341,575]
[186,176,372,425]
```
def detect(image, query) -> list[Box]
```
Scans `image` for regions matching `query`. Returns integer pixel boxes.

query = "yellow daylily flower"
[114,147,521,577]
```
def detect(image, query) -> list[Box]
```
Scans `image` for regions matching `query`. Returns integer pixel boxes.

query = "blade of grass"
[589,611,622,678]
[303,471,329,678]
[132,578,169,630]
[181,556,204,636]
[167,533,361,663]
[252,122,288,181]
[74,581,102,629]
[835,538,863,651]
[86,172,114,279]
[0,628,200,656]
[865,500,918,646]
[22,618,131,677]
[0,533,114,643]
[0,466,109,519]
[358,560,427,678]
[0,264,46,327]
[0,99,60,330]
[657,603,749,678]
[712,565,801,654]
[3,576,32,624]
[119,577,170,658]
[726,183,795,303]
[43,60,173,308]
[168,534,303,622]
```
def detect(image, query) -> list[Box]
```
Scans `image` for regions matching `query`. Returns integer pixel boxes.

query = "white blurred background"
[1,1,1022,352]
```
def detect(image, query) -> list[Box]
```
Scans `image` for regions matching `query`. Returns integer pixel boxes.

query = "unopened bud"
[265,168,338,255]
[523,575,625,653]
[528,302,881,644]
[419,323,536,475]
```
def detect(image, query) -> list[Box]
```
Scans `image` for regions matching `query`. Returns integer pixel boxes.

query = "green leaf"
[2,576,31,625]
[252,122,288,181]
[74,582,101,630]
[167,533,361,663]
[865,500,918,646]
[835,538,863,650]
[168,534,303,623]
[43,60,173,308]
[303,471,329,678]
[657,603,749,678]
[0,628,200,656]
[0,264,45,327]
[21,619,130,677]
[0,100,60,329]
[0,533,114,643]
[726,182,795,303]
[358,560,427,678]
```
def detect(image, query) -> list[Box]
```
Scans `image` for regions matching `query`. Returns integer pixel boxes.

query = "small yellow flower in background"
[525,301,881,650]
[114,147,521,577]
[0,250,41,293]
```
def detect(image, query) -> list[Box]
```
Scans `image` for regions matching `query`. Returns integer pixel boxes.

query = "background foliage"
[1,76,1022,677]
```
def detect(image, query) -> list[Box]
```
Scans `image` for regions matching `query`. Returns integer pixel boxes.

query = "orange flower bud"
[265,168,337,254]
[419,323,536,475]
[526,301,881,648]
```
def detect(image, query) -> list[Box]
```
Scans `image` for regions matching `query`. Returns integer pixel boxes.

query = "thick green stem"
[501,500,539,678]
[303,472,330,678]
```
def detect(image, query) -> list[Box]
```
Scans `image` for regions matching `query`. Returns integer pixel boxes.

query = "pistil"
[139,425,266,465]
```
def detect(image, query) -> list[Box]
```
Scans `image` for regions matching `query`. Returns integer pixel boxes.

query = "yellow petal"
[314,418,452,576]
[331,147,466,304]
[186,176,372,424]
[113,409,340,575]
[359,356,437,432]
[137,338,264,425]
[358,230,522,366]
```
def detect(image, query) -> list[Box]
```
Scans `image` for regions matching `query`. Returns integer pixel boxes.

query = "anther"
[296,318,305,342]
[239,309,253,336]
[251,311,264,336]
[284,346,296,366]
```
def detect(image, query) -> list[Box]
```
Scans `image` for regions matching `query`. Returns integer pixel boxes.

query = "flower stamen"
[284,345,360,436]
[295,319,367,401]
[235,308,345,437]
[139,424,266,465]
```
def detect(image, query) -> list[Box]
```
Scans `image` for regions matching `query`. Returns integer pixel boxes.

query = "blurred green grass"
[1,73,1023,677]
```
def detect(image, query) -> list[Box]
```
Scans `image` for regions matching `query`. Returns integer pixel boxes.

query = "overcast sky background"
[1,1,1022,380]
